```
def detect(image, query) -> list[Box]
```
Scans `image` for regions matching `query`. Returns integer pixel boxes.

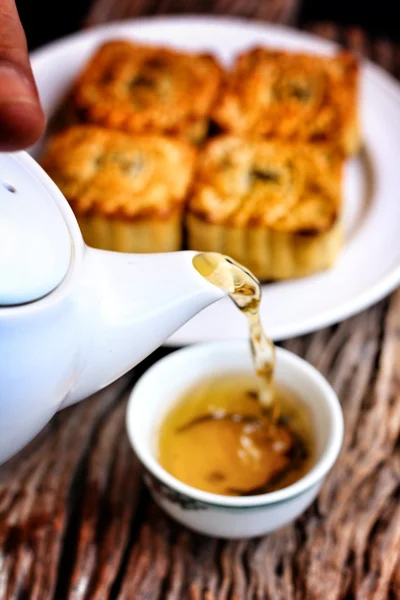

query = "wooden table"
[1,3,400,598]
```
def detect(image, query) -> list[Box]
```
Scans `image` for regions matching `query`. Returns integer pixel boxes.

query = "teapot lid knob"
[0,153,71,306]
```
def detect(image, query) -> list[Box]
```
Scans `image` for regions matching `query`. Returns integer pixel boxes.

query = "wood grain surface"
[85,0,300,28]
[1,5,400,599]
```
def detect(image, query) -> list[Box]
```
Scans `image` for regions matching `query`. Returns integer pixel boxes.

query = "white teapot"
[0,152,225,464]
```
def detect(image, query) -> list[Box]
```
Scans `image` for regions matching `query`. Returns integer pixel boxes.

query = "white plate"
[30,16,400,343]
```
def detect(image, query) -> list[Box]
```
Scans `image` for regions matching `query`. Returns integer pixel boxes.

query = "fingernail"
[0,65,36,105]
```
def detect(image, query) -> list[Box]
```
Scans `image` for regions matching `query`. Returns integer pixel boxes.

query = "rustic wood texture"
[1,11,400,600]
[85,0,300,27]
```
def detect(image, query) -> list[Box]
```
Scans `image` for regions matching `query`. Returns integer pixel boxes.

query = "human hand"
[0,0,45,150]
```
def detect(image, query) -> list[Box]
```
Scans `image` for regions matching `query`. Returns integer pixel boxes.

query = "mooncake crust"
[187,214,342,280]
[187,136,344,280]
[73,40,222,142]
[41,125,196,221]
[77,214,182,253]
[212,48,359,155]
[188,136,343,232]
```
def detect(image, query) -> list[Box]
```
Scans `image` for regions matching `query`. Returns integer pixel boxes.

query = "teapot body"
[0,288,80,463]
[0,246,224,465]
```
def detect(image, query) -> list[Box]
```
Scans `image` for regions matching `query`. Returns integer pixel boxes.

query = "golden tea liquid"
[158,374,314,496]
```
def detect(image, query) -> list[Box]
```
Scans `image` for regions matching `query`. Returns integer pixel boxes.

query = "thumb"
[0,0,45,151]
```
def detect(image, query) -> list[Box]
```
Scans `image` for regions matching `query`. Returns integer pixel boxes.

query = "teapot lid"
[0,153,71,306]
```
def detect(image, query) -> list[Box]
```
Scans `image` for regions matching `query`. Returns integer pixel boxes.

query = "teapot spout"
[64,248,225,407]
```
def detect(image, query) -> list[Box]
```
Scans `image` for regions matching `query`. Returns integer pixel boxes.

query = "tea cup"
[126,341,343,539]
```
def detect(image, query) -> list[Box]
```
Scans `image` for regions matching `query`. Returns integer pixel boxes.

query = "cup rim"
[126,341,343,508]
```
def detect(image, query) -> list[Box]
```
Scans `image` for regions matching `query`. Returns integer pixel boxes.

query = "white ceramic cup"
[126,341,343,539]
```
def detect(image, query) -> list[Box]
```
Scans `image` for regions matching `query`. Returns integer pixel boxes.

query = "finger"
[0,0,45,150]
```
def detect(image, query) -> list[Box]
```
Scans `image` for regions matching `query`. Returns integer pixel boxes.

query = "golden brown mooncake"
[187,136,344,280]
[72,40,222,143]
[41,125,196,253]
[212,48,360,155]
